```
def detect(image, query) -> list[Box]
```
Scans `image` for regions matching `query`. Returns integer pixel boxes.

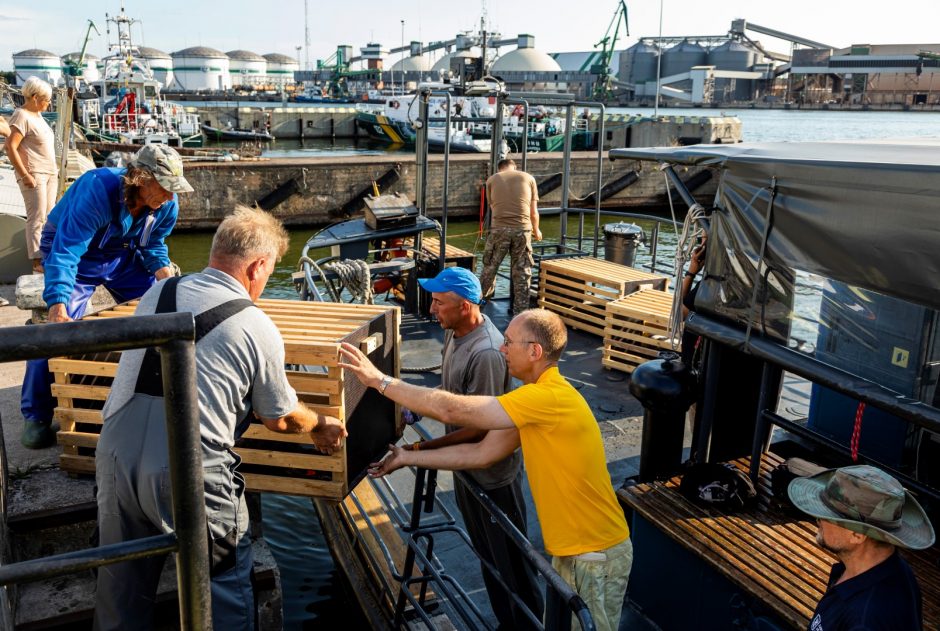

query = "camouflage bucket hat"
[788,465,935,550]
[133,144,194,194]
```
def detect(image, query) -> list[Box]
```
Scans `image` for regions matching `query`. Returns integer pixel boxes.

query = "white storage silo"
[13,49,62,86]
[170,46,230,92]
[226,50,267,89]
[138,46,173,89]
[262,53,299,89]
[61,52,101,83]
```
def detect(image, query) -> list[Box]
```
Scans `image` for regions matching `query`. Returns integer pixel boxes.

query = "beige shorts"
[552,537,633,631]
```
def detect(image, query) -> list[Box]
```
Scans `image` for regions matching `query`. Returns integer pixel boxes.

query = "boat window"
[785,269,940,406]
[145,86,156,97]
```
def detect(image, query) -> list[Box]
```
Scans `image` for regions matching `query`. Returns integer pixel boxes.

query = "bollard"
[629,351,697,482]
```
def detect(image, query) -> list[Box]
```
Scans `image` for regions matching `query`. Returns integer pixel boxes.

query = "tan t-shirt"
[9,108,58,176]
[486,169,538,230]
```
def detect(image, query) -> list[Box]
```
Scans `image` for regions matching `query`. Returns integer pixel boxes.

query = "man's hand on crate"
[312,414,346,455]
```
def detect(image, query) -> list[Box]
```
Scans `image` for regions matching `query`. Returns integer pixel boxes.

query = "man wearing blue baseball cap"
[414,267,543,629]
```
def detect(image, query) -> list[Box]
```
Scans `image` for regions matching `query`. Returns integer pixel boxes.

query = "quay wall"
[178,153,706,230]
[195,106,360,139]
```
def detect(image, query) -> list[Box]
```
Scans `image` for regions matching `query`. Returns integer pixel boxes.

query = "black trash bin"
[603,222,643,267]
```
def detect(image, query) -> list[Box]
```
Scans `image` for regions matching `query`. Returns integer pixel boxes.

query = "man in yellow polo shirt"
[339,309,632,631]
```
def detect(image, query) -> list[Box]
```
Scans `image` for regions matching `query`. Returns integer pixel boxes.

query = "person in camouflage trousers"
[788,464,935,630]
[480,159,540,315]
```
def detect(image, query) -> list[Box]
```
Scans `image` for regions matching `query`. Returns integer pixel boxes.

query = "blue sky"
[1,1,938,69]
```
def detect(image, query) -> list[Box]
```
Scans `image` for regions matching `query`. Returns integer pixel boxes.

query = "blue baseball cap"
[418,267,483,304]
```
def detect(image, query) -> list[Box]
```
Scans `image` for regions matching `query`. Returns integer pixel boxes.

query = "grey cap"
[133,144,194,194]
[788,465,935,550]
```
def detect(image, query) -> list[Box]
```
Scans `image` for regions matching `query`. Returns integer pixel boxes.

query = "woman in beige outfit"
[6,77,58,273]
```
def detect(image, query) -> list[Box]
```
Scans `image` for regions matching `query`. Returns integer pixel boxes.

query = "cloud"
[0,15,27,21]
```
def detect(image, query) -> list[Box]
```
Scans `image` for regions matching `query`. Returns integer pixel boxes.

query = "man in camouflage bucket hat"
[788,464,935,630]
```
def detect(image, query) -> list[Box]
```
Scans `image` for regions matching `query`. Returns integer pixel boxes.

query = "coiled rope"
[663,168,707,350]
[324,259,374,305]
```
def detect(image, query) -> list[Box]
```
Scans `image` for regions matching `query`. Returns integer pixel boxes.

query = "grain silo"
[13,49,62,86]
[138,46,173,88]
[662,40,707,78]
[620,41,660,85]
[227,50,267,89]
[262,53,299,89]
[170,46,230,91]
[707,39,757,101]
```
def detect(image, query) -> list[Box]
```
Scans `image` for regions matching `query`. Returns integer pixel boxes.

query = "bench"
[617,452,940,629]
[420,237,476,271]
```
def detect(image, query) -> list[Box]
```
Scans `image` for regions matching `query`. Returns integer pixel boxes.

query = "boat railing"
[337,420,596,630]
[0,313,211,627]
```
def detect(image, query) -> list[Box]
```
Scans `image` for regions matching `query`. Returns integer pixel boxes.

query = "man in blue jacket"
[20,144,193,448]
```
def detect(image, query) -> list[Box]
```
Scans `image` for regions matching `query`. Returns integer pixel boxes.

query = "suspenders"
[134,276,255,397]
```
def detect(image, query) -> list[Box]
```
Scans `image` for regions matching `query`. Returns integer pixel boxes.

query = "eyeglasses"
[502,336,536,348]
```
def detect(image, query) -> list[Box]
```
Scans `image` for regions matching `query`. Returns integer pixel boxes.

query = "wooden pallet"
[618,453,940,630]
[420,236,476,271]
[603,289,680,373]
[50,298,402,502]
[538,257,669,337]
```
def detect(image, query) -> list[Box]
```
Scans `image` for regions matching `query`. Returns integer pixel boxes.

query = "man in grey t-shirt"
[413,267,543,630]
[94,207,346,631]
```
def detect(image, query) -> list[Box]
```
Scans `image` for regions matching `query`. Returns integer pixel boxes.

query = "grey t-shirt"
[441,314,521,489]
[102,268,298,466]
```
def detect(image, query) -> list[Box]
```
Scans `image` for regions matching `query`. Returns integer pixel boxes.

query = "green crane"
[62,20,100,83]
[591,0,629,100]
[316,46,376,97]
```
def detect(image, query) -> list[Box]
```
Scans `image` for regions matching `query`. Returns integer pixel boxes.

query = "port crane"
[591,0,629,100]
[62,20,100,88]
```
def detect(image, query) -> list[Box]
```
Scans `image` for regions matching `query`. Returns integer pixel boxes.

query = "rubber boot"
[21,421,56,450]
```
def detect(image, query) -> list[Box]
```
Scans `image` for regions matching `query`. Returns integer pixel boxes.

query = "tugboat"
[75,5,201,148]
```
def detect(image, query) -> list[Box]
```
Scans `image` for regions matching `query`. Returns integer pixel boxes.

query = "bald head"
[514,309,567,362]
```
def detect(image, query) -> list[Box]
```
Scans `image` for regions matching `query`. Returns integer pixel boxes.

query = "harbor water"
[168,108,940,628]
[202,105,940,158]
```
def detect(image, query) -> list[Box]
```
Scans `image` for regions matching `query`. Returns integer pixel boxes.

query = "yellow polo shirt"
[497,367,630,556]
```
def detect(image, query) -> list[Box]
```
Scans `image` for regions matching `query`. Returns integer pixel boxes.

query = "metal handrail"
[0,313,211,628]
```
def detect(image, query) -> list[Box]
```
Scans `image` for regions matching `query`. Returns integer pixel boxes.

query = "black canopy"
[611,140,940,330]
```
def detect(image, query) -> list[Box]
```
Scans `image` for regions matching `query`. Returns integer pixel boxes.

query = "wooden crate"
[538,257,669,337]
[420,236,476,271]
[50,299,402,502]
[603,289,681,373]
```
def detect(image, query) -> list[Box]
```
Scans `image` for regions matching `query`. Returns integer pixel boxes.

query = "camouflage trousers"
[479,227,533,315]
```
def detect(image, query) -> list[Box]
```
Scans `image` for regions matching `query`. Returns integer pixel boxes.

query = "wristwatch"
[378,375,394,395]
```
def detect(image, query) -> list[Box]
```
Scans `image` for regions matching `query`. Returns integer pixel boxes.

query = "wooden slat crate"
[50,298,402,502]
[538,257,669,337]
[603,289,680,373]
[420,236,476,271]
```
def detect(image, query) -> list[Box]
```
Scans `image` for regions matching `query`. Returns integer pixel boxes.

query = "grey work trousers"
[93,395,254,630]
[454,469,544,630]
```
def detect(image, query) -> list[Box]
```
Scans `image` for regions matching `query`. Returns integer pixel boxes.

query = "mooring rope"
[325,258,374,305]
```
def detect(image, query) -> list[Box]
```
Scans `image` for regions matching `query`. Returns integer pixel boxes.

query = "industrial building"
[9,17,940,106]
[226,50,267,89]
[137,47,173,89]
[262,53,300,90]
[170,46,231,92]
[790,43,940,106]
[12,49,62,86]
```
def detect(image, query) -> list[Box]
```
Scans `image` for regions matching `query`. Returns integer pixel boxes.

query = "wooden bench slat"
[619,452,940,630]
